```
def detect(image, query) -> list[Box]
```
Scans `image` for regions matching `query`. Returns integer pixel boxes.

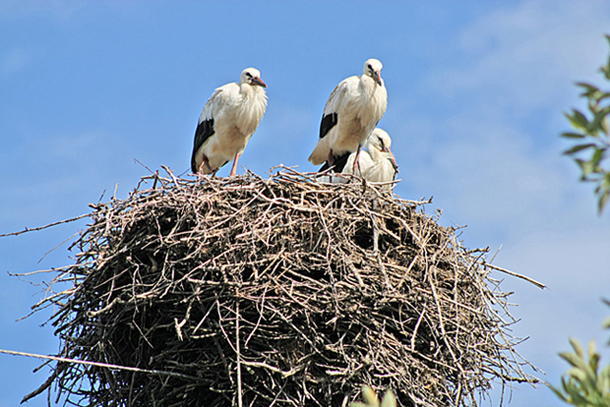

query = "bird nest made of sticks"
[27,166,538,407]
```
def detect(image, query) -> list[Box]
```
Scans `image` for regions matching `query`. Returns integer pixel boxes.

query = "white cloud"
[429,0,610,112]
[391,0,610,240]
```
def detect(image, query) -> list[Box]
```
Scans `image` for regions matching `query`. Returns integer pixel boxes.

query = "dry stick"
[481,262,546,290]
[21,363,63,403]
[236,292,243,407]
[17,168,539,406]
[0,213,89,238]
[410,303,426,352]
[0,348,203,380]
[245,286,268,347]
[425,238,466,379]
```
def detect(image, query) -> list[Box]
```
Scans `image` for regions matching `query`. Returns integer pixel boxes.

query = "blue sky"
[1,1,610,406]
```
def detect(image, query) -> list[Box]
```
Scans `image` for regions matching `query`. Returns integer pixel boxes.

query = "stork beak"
[251,76,267,88]
[373,71,382,86]
[386,148,399,173]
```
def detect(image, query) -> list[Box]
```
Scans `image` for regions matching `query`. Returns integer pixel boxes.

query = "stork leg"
[353,144,363,176]
[327,150,335,182]
[327,150,335,170]
[230,152,241,177]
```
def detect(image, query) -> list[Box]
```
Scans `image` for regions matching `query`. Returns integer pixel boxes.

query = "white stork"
[191,68,267,176]
[344,128,398,187]
[308,58,387,174]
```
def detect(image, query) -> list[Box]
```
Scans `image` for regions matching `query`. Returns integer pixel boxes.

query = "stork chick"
[344,128,398,187]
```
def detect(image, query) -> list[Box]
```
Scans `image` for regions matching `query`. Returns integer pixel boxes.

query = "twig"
[0,213,89,238]
[0,348,203,381]
[481,262,546,290]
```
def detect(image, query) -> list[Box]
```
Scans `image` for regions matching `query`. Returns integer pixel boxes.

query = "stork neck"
[240,83,266,100]
[367,146,382,161]
[359,75,379,97]
[239,83,252,97]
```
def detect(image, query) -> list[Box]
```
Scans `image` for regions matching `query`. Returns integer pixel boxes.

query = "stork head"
[363,58,383,86]
[368,128,398,172]
[241,68,267,88]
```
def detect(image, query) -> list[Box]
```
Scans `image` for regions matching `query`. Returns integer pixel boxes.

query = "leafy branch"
[562,35,610,214]
[351,386,396,407]
[549,300,610,407]
[548,338,610,407]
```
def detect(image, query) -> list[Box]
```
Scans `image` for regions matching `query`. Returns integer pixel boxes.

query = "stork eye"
[245,72,252,78]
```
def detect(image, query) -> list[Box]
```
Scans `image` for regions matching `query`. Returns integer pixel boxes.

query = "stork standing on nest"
[344,128,399,185]
[308,58,387,174]
[191,68,267,177]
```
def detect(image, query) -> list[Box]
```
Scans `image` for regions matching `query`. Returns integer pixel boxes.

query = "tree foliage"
[351,386,397,407]
[549,338,610,407]
[562,35,610,214]
[550,301,610,407]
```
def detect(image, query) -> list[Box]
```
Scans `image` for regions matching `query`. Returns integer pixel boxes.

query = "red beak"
[251,76,267,88]
[373,71,382,86]
[386,148,399,173]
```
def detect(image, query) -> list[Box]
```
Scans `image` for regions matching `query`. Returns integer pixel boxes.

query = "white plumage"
[191,68,268,176]
[344,128,398,186]
[308,58,388,173]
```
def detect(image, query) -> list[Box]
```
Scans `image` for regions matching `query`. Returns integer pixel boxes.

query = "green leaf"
[591,106,610,135]
[576,82,599,92]
[602,65,610,81]
[577,82,602,99]
[565,383,589,406]
[600,365,610,391]
[566,366,588,384]
[597,105,610,118]
[570,338,585,359]
[599,117,610,135]
[591,148,605,169]
[560,352,582,369]
[603,315,610,329]
[590,354,600,375]
[380,390,396,407]
[566,110,590,130]
[563,143,597,155]
[362,386,379,407]
[574,158,597,180]
[561,132,586,139]
[588,340,597,358]
[599,188,610,214]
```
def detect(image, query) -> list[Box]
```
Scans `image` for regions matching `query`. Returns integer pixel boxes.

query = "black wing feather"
[319,112,338,139]
[319,150,351,173]
[191,118,215,173]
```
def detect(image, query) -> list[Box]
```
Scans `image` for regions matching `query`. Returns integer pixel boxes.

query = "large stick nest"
[32,167,537,407]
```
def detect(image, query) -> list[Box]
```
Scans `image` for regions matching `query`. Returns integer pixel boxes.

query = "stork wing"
[319,76,354,139]
[319,112,337,140]
[191,88,226,173]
